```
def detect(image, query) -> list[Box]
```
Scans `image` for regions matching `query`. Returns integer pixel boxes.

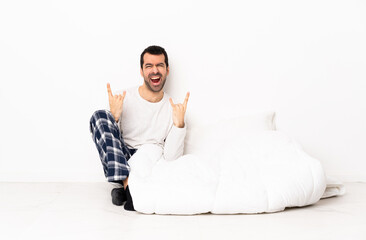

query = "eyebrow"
[144,62,165,67]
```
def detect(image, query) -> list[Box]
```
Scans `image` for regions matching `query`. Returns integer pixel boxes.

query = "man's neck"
[138,85,164,103]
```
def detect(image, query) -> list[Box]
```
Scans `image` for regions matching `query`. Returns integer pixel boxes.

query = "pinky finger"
[121,91,126,101]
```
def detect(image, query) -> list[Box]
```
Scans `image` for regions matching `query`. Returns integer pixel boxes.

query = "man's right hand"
[107,83,126,122]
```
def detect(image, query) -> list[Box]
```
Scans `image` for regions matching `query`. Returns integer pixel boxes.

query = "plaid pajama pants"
[89,110,137,183]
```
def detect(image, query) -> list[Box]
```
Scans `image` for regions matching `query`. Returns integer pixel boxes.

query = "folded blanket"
[128,131,330,215]
[322,176,346,199]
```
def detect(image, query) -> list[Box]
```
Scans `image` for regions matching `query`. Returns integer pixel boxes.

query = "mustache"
[148,73,162,78]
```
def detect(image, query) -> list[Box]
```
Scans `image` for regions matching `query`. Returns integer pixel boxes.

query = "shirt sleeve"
[163,124,187,161]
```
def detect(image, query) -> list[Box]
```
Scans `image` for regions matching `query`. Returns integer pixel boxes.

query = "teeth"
[151,77,160,80]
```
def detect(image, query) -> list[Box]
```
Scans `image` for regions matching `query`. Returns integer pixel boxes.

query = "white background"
[0,0,365,182]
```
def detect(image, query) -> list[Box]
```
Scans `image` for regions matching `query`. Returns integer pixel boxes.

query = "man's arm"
[164,125,187,161]
[164,92,190,161]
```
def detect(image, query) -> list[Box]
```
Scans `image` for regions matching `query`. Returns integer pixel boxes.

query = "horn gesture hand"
[107,83,126,123]
[169,92,190,128]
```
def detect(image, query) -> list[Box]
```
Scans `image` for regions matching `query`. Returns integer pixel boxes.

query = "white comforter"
[127,131,327,215]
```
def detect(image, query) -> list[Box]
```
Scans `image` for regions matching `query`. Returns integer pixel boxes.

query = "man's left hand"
[169,92,190,128]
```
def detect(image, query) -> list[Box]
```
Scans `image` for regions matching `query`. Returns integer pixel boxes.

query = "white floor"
[0,182,365,240]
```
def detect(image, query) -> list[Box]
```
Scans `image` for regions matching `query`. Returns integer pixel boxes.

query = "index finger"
[183,92,190,107]
[169,97,175,107]
[107,83,113,97]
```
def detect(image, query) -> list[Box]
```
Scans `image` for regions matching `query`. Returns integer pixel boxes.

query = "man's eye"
[145,66,151,68]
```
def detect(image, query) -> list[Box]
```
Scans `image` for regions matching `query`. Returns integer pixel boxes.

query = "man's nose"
[152,66,159,73]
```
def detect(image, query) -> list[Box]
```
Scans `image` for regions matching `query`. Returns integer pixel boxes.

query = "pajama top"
[116,86,186,161]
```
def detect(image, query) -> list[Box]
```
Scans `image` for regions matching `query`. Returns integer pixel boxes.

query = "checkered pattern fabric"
[89,110,136,182]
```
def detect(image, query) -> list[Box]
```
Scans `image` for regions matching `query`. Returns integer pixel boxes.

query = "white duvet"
[127,131,327,215]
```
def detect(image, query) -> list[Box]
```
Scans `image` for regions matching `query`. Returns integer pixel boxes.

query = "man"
[89,45,189,211]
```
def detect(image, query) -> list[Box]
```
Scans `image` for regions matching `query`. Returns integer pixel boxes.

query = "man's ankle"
[123,177,129,189]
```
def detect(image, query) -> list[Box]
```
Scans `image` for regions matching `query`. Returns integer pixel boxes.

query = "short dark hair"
[140,45,169,69]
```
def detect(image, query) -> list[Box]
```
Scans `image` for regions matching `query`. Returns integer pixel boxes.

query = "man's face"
[140,53,169,93]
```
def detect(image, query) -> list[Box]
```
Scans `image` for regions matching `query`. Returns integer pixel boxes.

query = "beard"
[143,73,167,93]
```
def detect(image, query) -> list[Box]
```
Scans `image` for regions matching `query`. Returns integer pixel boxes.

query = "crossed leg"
[89,109,136,188]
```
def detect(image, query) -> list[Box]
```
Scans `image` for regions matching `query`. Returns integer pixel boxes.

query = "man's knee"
[91,109,112,121]
[89,109,113,133]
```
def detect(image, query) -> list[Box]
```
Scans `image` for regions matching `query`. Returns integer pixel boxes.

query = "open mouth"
[150,76,161,86]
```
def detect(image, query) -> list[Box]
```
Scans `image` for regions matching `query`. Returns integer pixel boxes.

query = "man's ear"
[140,68,143,77]
[166,66,170,76]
